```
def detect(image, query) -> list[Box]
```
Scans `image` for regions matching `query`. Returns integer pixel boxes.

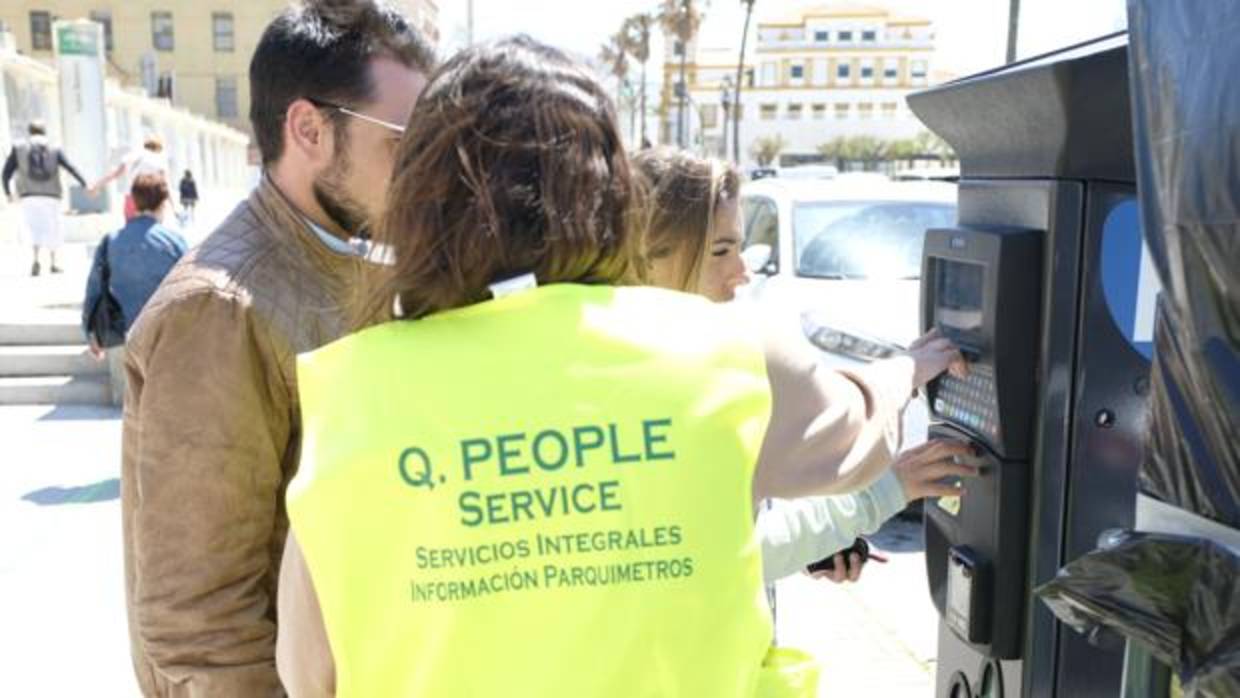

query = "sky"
[438,0,1129,80]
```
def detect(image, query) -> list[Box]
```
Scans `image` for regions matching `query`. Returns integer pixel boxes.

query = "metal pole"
[733,0,755,164]
[1006,0,1020,63]
[640,17,649,147]
[676,0,690,148]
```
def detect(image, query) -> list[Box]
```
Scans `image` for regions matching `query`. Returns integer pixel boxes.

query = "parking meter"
[910,33,1156,698]
[921,225,1042,661]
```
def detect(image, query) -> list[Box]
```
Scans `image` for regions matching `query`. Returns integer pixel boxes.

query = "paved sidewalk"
[0,405,136,697]
[775,517,938,696]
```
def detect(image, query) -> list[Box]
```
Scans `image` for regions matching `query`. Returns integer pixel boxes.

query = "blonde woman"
[634,147,975,584]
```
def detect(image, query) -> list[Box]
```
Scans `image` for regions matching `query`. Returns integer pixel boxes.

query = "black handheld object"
[807,537,871,574]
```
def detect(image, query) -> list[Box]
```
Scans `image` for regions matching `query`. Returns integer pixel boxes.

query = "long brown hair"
[632,148,740,293]
[358,36,643,325]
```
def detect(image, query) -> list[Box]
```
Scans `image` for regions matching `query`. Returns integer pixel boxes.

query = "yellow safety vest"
[288,283,817,697]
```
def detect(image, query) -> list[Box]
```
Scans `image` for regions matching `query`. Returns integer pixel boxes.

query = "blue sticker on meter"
[1100,199,1160,360]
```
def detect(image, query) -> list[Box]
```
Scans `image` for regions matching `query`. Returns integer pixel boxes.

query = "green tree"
[659,0,705,148]
[913,130,956,163]
[886,137,920,166]
[815,136,850,170]
[750,134,787,167]
[621,13,654,146]
[849,135,888,169]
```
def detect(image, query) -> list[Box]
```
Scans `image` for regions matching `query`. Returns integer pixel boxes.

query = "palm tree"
[598,32,630,108]
[734,0,756,163]
[659,0,705,148]
[621,13,654,147]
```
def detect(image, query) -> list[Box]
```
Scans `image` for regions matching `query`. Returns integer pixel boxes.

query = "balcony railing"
[758,38,934,51]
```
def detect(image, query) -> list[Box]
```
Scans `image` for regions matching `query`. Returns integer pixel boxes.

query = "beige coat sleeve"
[752,328,914,501]
[123,291,289,697]
[276,534,335,698]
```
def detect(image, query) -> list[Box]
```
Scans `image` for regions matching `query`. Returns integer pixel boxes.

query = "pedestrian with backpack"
[82,173,187,404]
[2,121,89,276]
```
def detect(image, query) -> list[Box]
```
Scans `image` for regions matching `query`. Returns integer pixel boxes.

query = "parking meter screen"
[935,260,985,333]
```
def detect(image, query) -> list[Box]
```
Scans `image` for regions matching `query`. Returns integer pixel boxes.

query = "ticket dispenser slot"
[922,226,1043,660]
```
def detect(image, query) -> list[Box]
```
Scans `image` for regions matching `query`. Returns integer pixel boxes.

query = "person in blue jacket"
[82,172,188,404]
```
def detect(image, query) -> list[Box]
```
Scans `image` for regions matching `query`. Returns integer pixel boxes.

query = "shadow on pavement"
[37,405,121,421]
[869,515,925,553]
[22,478,119,506]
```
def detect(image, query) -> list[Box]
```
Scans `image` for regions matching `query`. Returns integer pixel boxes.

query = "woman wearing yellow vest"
[276,37,964,697]
[632,148,976,585]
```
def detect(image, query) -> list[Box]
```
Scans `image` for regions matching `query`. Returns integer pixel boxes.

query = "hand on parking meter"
[892,439,979,502]
[907,327,968,388]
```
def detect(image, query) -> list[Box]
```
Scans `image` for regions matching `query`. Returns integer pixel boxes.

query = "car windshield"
[794,200,957,279]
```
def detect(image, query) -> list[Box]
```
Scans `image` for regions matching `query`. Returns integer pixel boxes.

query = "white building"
[661,3,938,167]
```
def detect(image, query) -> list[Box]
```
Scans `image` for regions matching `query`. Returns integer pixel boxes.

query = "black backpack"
[26,143,55,182]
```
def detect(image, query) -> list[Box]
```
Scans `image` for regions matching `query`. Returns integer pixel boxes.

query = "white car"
[738,174,959,448]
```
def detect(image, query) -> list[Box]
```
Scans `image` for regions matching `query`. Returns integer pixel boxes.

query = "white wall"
[690,86,927,166]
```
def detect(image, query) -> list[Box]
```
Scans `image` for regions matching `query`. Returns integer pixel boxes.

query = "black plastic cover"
[1036,531,1240,696]
[1127,0,1240,527]
[907,33,1133,182]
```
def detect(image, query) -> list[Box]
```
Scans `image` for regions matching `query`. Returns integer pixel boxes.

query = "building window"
[862,30,877,42]
[790,64,804,80]
[882,102,899,118]
[212,12,234,52]
[812,103,826,119]
[215,76,239,118]
[861,65,874,79]
[813,58,829,86]
[787,103,803,120]
[701,104,719,129]
[884,63,900,81]
[760,104,777,121]
[152,11,174,51]
[761,62,777,87]
[838,30,853,42]
[814,30,829,42]
[156,72,175,99]
[30,11,53,51]
[673,40,685,57]
[911,60,929,81]
[837,62,851,80]
[858,103,875,119]
[834,103,851,119]
[90,11,114,53]
[744,68,756,87]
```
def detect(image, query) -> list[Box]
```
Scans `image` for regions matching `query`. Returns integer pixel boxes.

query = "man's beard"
[313,153,370,236]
